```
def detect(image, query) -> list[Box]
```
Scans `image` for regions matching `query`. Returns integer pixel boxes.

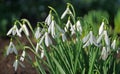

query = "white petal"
[101,47,108,60]
[20,51,26,61]
[62,33,67,42]
[82,33,90,43]
[7,42,13,55]
[76,20,82,33]
[39,35,45,45]
[35,43,39,53]
[13,60,18,71]
[7,27,13,36]
[99,22,104,35]
[45,14,52,25]
[45,32,52,47]
[61,7,69,19]
[23,24,29,36]
[51,20,55,38]
[15,26,22,37]
[41,50,44,59]
[35,27,41,39]
[104,31,110,46]
[83,40,90,48]
[111,40,116,49]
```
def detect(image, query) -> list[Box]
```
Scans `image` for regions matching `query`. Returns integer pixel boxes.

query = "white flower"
[13,59,18,71]
[20,50,26,62]
[45,13,52,25]
[99,22,104,35]
[7,25,21,37]
[64,20,72,32]
[61,7,73,19]
[82,31,98,48]
[35,43,39,53]
[97,30,110,46]
[48,20,56,38]
[7,41,18,55]
[35,42,44,54]
[75,20,82,34]
[19,24,29,36]
[111,39,116,50]
[61,33,67,42]
[35,27,41,39]
[104,31,110,46]
[101,47,108,60]
[45,32,52,47]
[41,50,44,59]
[70,25,76,35]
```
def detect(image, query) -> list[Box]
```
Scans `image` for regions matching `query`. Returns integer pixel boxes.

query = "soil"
[0,37,38,74]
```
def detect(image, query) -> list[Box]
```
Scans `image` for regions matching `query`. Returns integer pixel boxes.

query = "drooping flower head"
[7,39,18,55]
[61,4,73,19]
[7,25,21,37]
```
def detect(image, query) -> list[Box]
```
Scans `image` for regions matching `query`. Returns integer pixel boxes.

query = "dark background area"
[0,0,120,36]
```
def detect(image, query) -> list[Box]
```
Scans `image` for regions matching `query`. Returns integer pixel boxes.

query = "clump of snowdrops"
[6,3,120,74]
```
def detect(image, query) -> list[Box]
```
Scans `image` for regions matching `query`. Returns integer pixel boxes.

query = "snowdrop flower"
[61,7,73,19]
[71,20,82,35]
[48,20,56,38]
[19,24,29,36]
[39,32,52,47]
[35,27,41,39]
[70,25,76,35]
[61,33,67,42]
[101,47,108,60]
[111,39,116,50]
[20,50,26,62]
[99,21,104,35]
[7,25,21,37]
[45,32,52,47]
[82,31,98,48]
[45,12,52,25]
[97,30,110,46]
[75,20,82,34]
[64,19,72,32]
[13,59,18,71]
[7,41,18,55]
[35,42,43,53]
[41,50,44,59]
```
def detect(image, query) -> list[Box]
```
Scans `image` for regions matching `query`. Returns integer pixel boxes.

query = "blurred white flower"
[45,13,52,25]
[61,7,73,19]
[35,42,43,53]
[13,59,18,71]
[64,20,72,32]
[61,33,67,42]
[70,25,76,35]
[99,22,104,35]
[111,39,116,50]
[41,50,44,59]
[83,31,98,48]
[75,20,82,34]
[7,25,21,37]
[35,27,42,39]
[45,32,52,47]
[19,24,29,36]
[97,30,110,46]
[48,20,56,38]
[20,50,26,62]
[39,32,52,47]
[101,47,108,60]
[7,41,18,55]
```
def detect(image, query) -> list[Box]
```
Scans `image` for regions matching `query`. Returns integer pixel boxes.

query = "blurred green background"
[0,0,120,37]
